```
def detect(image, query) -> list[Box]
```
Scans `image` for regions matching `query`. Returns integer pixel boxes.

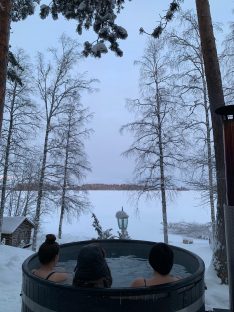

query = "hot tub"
[21,239,205,312]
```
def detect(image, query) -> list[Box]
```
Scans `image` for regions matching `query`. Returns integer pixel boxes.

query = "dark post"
[216,104,234,311]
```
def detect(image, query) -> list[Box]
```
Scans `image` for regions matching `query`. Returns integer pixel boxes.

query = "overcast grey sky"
[10,1,233,183]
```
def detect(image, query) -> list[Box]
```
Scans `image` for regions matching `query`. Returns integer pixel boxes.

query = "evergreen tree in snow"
[91,213,116,240]
[40,0,128,57]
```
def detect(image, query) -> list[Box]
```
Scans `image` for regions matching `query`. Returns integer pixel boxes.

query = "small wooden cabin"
[1,216,34,247]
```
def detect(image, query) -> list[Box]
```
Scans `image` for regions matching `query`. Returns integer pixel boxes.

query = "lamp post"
[216,104,234,312]
[115,206,129,239]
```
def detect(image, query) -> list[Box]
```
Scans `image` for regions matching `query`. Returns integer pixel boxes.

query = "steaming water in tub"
[57,256,191,287]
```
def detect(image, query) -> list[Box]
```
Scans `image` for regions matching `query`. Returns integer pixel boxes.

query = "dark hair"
[73,244,112,288]
[148,243,174,275]
[38,234,59,265]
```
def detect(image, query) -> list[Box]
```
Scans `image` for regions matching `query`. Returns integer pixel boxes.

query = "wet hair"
[38,234,59,265]
[148,243,174,275]
[73,244,112,288]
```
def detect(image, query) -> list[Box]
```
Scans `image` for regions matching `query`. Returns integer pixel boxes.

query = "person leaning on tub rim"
[32,234,68,283]
[131,242,180,287]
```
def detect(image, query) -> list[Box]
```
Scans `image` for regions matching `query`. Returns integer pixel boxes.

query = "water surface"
[58,256,191,287]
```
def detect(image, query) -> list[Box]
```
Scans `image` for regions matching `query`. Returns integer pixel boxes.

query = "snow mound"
[0,245,33,312]
[205,262,229,310]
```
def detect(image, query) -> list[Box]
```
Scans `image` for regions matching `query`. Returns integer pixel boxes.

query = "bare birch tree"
[50,100,92,239]
[121,37,184,244]
[168,11,216,238]
[32,35,95,250]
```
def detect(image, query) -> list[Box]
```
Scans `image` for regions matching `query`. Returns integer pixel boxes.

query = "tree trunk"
[15,189,22,216]
[205,94,216,238]
[22,190,31,216]
[0,0,11,134]
[58,201,65,239]
[58,153,68,239]
[201,62,216,237]
[156,84,168,244]
[159,141,168,244]
[196,0,227,283]
[32,125,50,251]
[59,116,72,239]
[8,191,13,216]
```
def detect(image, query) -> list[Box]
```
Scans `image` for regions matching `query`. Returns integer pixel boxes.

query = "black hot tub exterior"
[21,239,205,312]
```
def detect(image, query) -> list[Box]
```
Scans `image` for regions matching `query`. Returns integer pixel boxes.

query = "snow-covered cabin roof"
[2,216,34,234]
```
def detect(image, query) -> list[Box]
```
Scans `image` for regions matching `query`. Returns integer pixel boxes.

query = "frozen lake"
[40,190,211,243]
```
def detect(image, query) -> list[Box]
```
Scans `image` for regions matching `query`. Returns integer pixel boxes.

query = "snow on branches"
[140,0,183,38]
[39,0,129,57]
[11,0,40,22]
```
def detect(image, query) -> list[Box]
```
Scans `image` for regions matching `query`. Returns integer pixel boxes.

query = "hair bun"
[45,234,56,244]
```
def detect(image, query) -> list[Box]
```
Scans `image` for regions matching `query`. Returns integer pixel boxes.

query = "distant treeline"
[77,184,144,191]
[6,182,189,191]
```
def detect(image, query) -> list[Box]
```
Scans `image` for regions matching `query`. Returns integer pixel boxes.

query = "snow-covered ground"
[0,191,229,311]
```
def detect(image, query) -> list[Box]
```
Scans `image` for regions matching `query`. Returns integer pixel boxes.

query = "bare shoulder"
[130,278,145,288]
[50,272,68,283]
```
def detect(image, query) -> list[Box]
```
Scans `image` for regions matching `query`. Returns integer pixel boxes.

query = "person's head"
[38,234,59,265]
[148,243,174,275]
[73,243,112,287]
